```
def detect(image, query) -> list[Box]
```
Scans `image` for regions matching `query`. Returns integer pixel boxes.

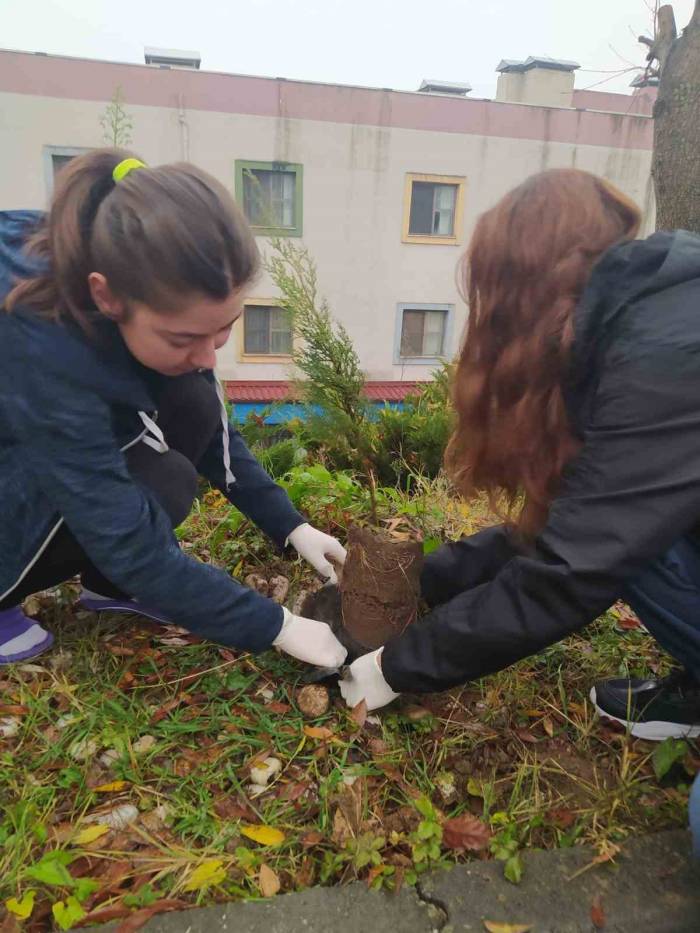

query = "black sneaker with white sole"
[590,669,700,741]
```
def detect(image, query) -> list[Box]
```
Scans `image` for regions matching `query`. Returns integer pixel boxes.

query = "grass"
[1,478,697,930]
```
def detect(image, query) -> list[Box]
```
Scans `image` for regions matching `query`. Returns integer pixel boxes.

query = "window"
[235,161,303,237]
[402,173,465,245]
[43,146,92,195]
[395,303,454,364]
[243,303,293,356]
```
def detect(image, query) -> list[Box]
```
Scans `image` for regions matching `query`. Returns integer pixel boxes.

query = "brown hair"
[446,168,641,536]
[6,148,259,332]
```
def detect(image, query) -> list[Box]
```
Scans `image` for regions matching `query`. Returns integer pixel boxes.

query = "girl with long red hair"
[341,168,700,745]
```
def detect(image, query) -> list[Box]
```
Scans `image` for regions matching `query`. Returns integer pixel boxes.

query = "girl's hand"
[288,523,347,584]
[338,648,400,711]
[273,608,348,668]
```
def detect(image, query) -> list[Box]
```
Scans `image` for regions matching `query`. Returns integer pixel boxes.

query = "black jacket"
[382,230,700,693]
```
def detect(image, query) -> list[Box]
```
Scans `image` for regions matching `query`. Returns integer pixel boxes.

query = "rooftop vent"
[418,79,472,96]
[144,47,201,69]
[496,56,580,74]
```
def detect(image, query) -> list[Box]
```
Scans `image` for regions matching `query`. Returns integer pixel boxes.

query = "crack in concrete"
[415,879,449,932]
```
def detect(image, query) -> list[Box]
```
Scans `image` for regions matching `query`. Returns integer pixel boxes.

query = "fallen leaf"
[150,697,183,724]
[442,814,491,851]
[591,895,606,929]
[74,824,111,845]
[258,863,281,897]
[303,725,334,740]
[350,698,368,728]
[115,899,187,933]
[241,824,285,846]
[5,891,35,920]
[301,830,323,846]
[183,859,227,892]
[514,728,538,744]
[546,808,576,829]
[85,804,139,831]
[93,780,129,793]
[212,797,257,822]
[542,716,555,738]
[267,702,291,715]
[52,896,86,930]
[403,705,432,721]
[483,923,532,933]
[0,705,29,716]
[277,782,309,802]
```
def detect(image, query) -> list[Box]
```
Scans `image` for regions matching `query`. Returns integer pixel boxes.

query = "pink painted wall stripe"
[0,50,653,150]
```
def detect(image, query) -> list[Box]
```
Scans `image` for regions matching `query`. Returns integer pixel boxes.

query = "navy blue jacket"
[0,210,304,650]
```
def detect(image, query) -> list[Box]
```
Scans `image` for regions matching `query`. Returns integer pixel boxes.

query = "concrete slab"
[421,829,700,933]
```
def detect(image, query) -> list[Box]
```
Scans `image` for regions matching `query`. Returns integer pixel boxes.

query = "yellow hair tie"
[113,158,146,183]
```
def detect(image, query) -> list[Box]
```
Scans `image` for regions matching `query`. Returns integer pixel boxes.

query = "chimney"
[495,56,579,108]
[144,47,202,70]
[418,79,472,97]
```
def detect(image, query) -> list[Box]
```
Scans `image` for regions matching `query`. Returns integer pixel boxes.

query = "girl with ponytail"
[0,149,347,668]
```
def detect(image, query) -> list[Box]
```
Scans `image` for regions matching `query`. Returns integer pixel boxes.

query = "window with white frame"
[243,304,293,356]
[395,303,453,363]
[402,174,465,245]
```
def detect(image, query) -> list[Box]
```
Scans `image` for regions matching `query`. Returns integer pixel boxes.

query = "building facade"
[0,48,656,391]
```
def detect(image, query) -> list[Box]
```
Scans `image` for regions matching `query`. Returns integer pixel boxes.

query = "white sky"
[0,0,695,98]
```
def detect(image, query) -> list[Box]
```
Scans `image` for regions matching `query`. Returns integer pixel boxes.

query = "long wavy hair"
[446,169,641,536]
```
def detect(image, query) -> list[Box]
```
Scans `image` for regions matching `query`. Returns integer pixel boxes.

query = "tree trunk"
[653,1,700,232]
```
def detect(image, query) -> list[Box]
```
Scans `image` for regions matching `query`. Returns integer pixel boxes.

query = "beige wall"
[0,89,654,382]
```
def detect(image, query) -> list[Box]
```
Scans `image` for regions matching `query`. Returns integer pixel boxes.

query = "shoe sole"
[589,687,700,741]
[0,630,54,665]
[79,599,172,626]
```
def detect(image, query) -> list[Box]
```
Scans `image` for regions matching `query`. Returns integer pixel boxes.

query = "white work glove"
[273,608,348,668]
[338,648,400,711]
[288,523,347,584]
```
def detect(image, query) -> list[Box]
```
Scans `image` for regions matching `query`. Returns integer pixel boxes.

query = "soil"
[340,525,423,652]
[299,525,424,663]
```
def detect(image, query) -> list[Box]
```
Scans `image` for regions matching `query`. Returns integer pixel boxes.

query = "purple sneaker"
[78,589,173,625]
[0,606,54,664]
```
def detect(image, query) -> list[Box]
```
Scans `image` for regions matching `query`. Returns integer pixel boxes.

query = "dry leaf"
[301,830,323,846]
[483,923,532,933]
[74,824,110,845]
[442,814,491,851]
[183,859,227,892]
[546,808,576,829]
[350,698,368,728]
[93,780,129,793]
[85,804,139,831]
[241,824,285,846]
[591,895,606,929]
[542,716,555,738]
[258,863,281,897]
[303,725,333,740]
[115,899,187,933]
[403,705,431,721]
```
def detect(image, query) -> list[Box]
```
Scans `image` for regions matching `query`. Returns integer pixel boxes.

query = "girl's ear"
[88,272,127,321]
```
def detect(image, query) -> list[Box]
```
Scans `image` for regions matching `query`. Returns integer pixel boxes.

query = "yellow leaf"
[6,890,36,920]
[183,859,227,892]
[241,824,286,846]
[74,824,110,845]
[303,725,333,741]
[258,863,281,897]
[483,923,533,933]
[93,780,129,792]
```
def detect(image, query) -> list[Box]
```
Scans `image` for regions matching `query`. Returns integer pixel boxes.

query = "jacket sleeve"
[421,525,520,608]
[198,420,305,548]
[11,369,284,652]
[382,341,700,693]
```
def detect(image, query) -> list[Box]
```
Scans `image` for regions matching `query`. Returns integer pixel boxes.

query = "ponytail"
[7,148,259,333]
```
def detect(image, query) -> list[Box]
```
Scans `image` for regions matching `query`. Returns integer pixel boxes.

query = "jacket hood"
[570,229,700,389]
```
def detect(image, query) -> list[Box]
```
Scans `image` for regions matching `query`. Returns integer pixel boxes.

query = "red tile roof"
[225,380,425,403]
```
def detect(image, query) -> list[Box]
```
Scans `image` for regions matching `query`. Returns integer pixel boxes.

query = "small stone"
[70,737,99,761]
[0,717,20,738]
[268,575,290,604]
[99,748,121,768]
[259,687,275,701]
[56,715,75,730]
[296,684,330,719]
[250,756,282,787]
[435,771,457,804]
[133,735,156,755]
[244,574,270,596]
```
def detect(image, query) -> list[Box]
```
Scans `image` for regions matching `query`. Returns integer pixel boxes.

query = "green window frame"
[235,160,303,237]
